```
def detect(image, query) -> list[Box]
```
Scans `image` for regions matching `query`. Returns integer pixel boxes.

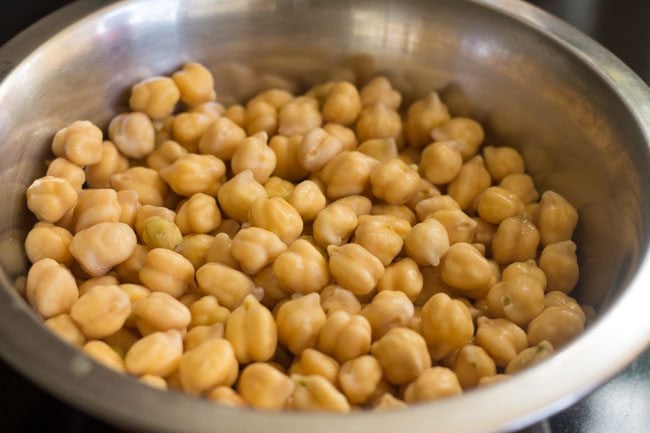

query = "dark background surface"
[1,1,649,433]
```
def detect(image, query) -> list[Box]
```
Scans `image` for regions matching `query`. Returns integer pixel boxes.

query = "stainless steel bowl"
[0,0,649,432]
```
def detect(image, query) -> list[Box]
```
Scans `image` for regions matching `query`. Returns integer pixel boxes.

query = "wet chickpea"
[47,157,86,192]
[175,234,213,269]
[160,154,226,197]
[69,222,137,277]
[313,203,357,247]
[502,260,547,290]
[320,151,380,199]
[249,197,303,246]
[370,158,421,205]
[278,96,322,136]
[174,193,221,235]
[452,345,497,389]
[431,117,484,160]
[26,258,78,318]
[371,327,431,385]
[179,338,238,395]
[356,102,402,143]
[360,76,402,110]
[328,243,384,296]
[196,263,256,310]
[447,155,491,211]
[405,92,451,148]
[276,293,327,355]
[539,241,579,294]
[357,138,398,162]
[323,123,358,151]
[45,314,85,347]
[298,127,344,173]
[318,311,372,362]
[217,170,267,223]
[239,363,294,409]
[499,173,539,205]
[505,340,554,374]
[338,355,383,404]
[231,227,287,275]
[483,146,525,182]
[475,317,528,367]
[362,290,414,339]
[26,176,78,224]
[472,217,497,249]
[51,120,103,166]
[289,349,340,384]
[486,276,545,327]
[527,303,585,348]
[129,76,180,119]
[405,218,450,266]
[139,248,194,298]
[291,374,351,413]
[407,177,440,209]
[73,189,121,232]
[273,239,330,294]
[231,132,276,184]
[287,180,326,222]
[421,293,474,360]
[198,116,246,160]
[111,167,169,207]
[25,223,73,266]
[320,285,362,316]
[404,367,462,402]
[419,141,463,185]
[377,258,423,301]
[491,215,540,265]
[430,209,477,245]
[172,62,216,106]
[354,216,404,266]
[475,186,524,225]
[109,112,155,159]
[207,386,247,407]
[533,191,578,247]
[440,243,495,294]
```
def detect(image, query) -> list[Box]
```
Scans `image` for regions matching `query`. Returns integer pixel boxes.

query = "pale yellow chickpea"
[237,362,294,409]
[175,110,214,153]
[338,355,383,404]
[178,342,236,394]
[452,345,497,389]
[26,176,78,223]
[70,285,131,338]
[320,285,362,316]
[430,209,477,245]
[406,177,441,209]
[478,374,511,387]
[539,241,579,294]
[217,170,267,223]
[289,349,340,384]
[173,193,221,235]
[44,314,85,347]
[224,104,246,128]
[360,76,402,110]
[475,317,528,367]
[51,120,103,166]
[248,197,303,246]
[273,239,330,294]
[263,177,293,200]
[405,92,451,148]
[356,102,402,143]
[111,166,169,206]
[251,266,289,309]
[320,151,380,199]
[362,290,414,339]
[225,295,277,363]
[472,216,497,250]
[25,222,73,265]
[440,243,495,294]
[153,116,174,145]
[207,386,247,407]
[129,76,180,119]
[318,310,372,362]
[370,158,421,205]
[371,327,431,385]
[197,117,246,161]
[108,112,155,159]
[291,374,351,412]
[372,393,408,410]
[287,180,327,222]
[533,191,579,247]
[172,62,216,106]
[78,275,120,297]
[83,340,125,372]
[205,233,240,270]
[47,157,86,192]
[278,96,322,136]
[499,173,539,205]
[268,134,309,181]
[244,97,279,136]
[189,295,229,328]
[116,190,140,227]
[475,186,524,225]
[297,127,344,172]
[418,141,463,185]
[321,81,362,125]
[174,234,213,269]
[502,260,547,289]
[318,125,354,153]
[376,258,423,301]
[313,203,357,247]
[229,227,286,275]
[196,262,256,310]
[133,291,191,331]
[276,293,327,354]
[191,101,225,121]
[483,146,525,182]
[505,340,554,374]
[405,218,450,266]
[331,196,370,218]
[73,189,121,232]
[431,117,484,160]
[146,140,188,172]
[69,222,137,277]
[125,330,183,377]
[420,293,474,360]
[487,274,545,327]
[138,248,194,298]
[527,303,585,348]
[140,374,168,390]
[184,323,225,351]
[85,141,129,189]
[352,216,401,266]
[356,138,398,162]
[230,132,276,184]
[447,155,492,211]
[404,367,462,402]
[327,243,384,296]
[161,153,226,197]
[491,215,540,265]
[415,195,460,221]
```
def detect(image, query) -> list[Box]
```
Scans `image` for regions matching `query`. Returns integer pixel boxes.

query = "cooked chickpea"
[505,340,554,374]
[278,96,322,136]
[475,317,528,367]
[111,167,169,206]
[475,186,524,225]
[153,116,174,145]
[407,177,441,209]
[527,303,585,348]
[26,176,78,223]
[273,239,330,294]
[70,285,130,338]
[323,123,358,151]
[287,180,327,222]
[51,120,103,166]
[370,158,421,205]
[313,203,357,247]
[133,291,191,331]
[146,140,188,172]
[196,263,256,310]
[420,293,474,360]
[431,117,484,160]
[138,248,194,297]
[140,374,168,390]
[353,216,401,265]
[172,62,216,106]
[430,209,477,245]
[225,295,277,363]
[415,195,460,221]
[440,243,494,294]
[327,243,384,296]
[499,173,539,205]
[108,112,155,159]
[447,155,491,211]
[418,141,463,185]
[135,205,175,238]
[452,345,497,389]
[356,102,402,144]
[184,323,225,351]
[237,362,294,409]
[488,275,544,326]
[291,374,351,412]
[371,327,431,385]
[47,157,86,192]
[472,216,497,250]
[69,222,136,276]
[174,234,213,269]
[231,132,276,184]
[539,241,579,294]
[360,76,401,110]
[160,154,226,197]
[44,314,85,347]
[502,260,547,288]
[405,218,450,266]
[533,191,579,247]
[248,197,303,246]
[289,349,340,384]
[318,310,372,362]
[483,146,525,182]
[78,275,120,296]
[230,227,287,275]
[245,100,277,136]
[491,215,540,265]
[25,223,73,265]
[73,189,121,232]
[338,355,383,404]
[207,386,247,407]
[263,176,294,200]
[85,141,129,189]
[320,285,361,316]
[189,295,229,328]
[298,127,344,172]
[404,367,462,402]
[205,233,240,270]
[373,393,407,410]
[362,290,414,339]
[320,151,380,199]
[376,258,423,301]
[83,340,125,372]
[268,134,308,181]
[224,104,246,128]
[114,190,139,228]
[357,138,398,162]
[405,92,451,148]
[174,193,221,235]
[321,81,362,125]
[26,259,76,318]
[217,170,267,223]
[129,76,180,119]
[125,330,183,377]
[276,293,326,355]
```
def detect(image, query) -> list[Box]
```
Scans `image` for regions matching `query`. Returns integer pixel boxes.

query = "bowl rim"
[1,1,649,433]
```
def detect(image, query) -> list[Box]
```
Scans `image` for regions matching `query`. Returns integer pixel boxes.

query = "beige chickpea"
[327,243,384,296]
[472,216,497,250]
[505,340,554,374]
[487,275,544,327]
[539,241,579,294]
[26,176,78,223]
[51,120,103,166]
[418,141,463,185]
[415,195,460,221]
[356,102,402,144]
[146,140,188,172]
[125,330,183,377]
[502,260,547,289]
[268,134,309,181]
[133,291,191,331]
[499,173,539,205]
[372,393,408,410]
[289,349,340,384]
[430,209,477,245]
[291,374,350,412]
[116,190,140,227]
[225,295,277,363]
[78,275,120,297]
[398,146,422,165]
[172,62,216,106]
[338,355,383,404]
[85,141,129,189]
[273,239,330,294]
[533,191,578,246]
[276,293,327,354]
[25,223,73,265]
[207,386,247,407]
[353,216,401,266]
[527,303,585,348]
[118,283,151,312]
[238,363,294,410]
[475,186,524,225]
[160,154,226,197]
[440,243,494,294]
[174,234,213,269]
[491,215,540,265]
[174,193,221,235]
[298,127,344,172]
[318,310,372,362]
[323,123,358,151]
[138,248,194,298]
[483,146,525,182]
[217,170,267,223]
[253,265,290,308]
[44,314,85,347]
[73,189,121,232]
[313,203,357,247]
[196,263,256,310]
[230,132,276,184]
[246,90,293,131]
[129,76,180,119]
[111,166,169,206]
[184,323,225,351]
[370,158,421,205]
[421,293,474,360]
[320,151,380,199]
[47,157,85,192]
[189,295,229,328]
[475,317,528,367]
[362,290,414,339]
[329,197,369,219]
[198,117,246,161]
[140,374,168,390]
[377,258,423,301]
[224,104,246,128]
[264,176,294,200]
[405,218,450,267]
[244,101,276,137]
[405,92,451,148]
[360,76,401,110]
[287,180,327,222]
[205,233,240,270]
[70,222,137,277]
[83,340,125,372]
[172,112,214,152]
[248,197,303,246]
[320,285,361,316]
[357,138,398,162]
[70,285,131,338]
[404,367,462,402]
[321,81,362,125]
[431,117,484,160]
[447,155,491,211]
[108,112,155,159]
[407,177,441,209]
[26,258,78,318]
[230,227,287,275]
[278,96,322,136]
[452,345,497,389]
[371,327,431,385]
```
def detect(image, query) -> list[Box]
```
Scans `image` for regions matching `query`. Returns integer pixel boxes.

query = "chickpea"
[475,317,528,367]
[70,285,130,338]
[184,323,225,351]
[447,155,491,211]
[172,193,221,235]
[415,195,460,221]
[207,386,247,407]
[146,141,188,173]
[214,219,241,239]
[320,285,361,316]
[229,227,286,275]
[111,167,169,207]
[418,141,463,185]
[107,112,155,159]
[370,158,421,205]
[327,243,384,296]
[133,291,191,331]
[224,104,246,128]
[244,92,288,136]
[224,295,277,363]
[502,260,547,290]
[73,189,121,232]
[452,345,497,389]
[323,123,358,151]
[527,303,585,348]
[407,177,441,209]
[83,340,125,372]
[286,180,326,223]
[475,186,524,225]
[376,258,423,301]
[431,117,484,160]
[525,202,539,219]
[404,367,462,402]
[420,293,474,360]
[173,112,213,152]
[216,171,267,223]
[533,191,579,246]
[197,118,245,162]
[276,293,327,354]
[51,120,103,166]
[320,151,380,199]
[140,374,168,390]
[26,176,78,223]
[47,157,85,192]
[478,374,510,387]
[262,177,292,200]
[539,241,579,294]
[505,340,554,374]
[172,62,216,106]
[291,374,351,412]
[338,355,383,404]
[160,154,226,197]
[356,102,402,144]
[362,290,414,339]
[320,81,362,125]
[371,327,431,385]
[440,243,494,295]
[487,275,545,327]
[125,330,183,377]
[473,216,497,250]
[196,263,256,310]
[237,363,294,409]
[25,223,73,265]
[483,146,525,182]
[297,127,344,173]
[138,248,194,298]
[84,142,129,189]
[174,234,212,269]
[129,76,180,119]
[205,233,240,270]
[499,173,539,205]
[360,76,401,110]
[189,295,229,328]
[491,215,540,265]
[278,96,322,136]
[352,216,401,266]
[69,222,136,277]
[248,197,303,246]
[405,92,451,148]
[313,203,357,247]
[357,138,398,162]
[273,239,330,294]
[289,349,340,384]
[372,393,407,410]
[78,275,120,296]
[44,314,85,347]
[153,116,174,145]
[251,265,289,308]
[114,190,139,228]
[405,218,450,266]
[430,209,477,245]
[317,310,372,362]
[268,135,308,182]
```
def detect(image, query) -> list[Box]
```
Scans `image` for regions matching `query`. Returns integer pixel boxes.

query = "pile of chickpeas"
[22,62,589,411]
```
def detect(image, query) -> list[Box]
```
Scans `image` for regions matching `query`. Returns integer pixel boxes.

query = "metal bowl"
[0,0,649,432]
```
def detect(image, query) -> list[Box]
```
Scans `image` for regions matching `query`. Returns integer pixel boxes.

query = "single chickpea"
[175,234,213,269]
[313,203,357,247]
[502,260,547,290]
[248,197,303,246]
[129,76,180,119]
[405,218,450,266]
[51,120,103,166]
[192,101,224,121]
[108,112,155,159]
[527,303,585,348]
[447,155,492,211]
[478,374,511,387]
[184,323,225,351]
[111,166,169,206]
[404,367,462,402]
[327,244,384,296]
[418,141,463,185]
[483,146,525,182]
[125,330,183,377]
[287,180,327,222]
[357,138,398,162]
[140,374,168,390]
[135,203,177,235]
[174,193,222,235]
[231,226,287,275]
[146,140,188,172]
[320,285,362,316]
[276,293,327,355]
[160,154,226,197]
[273,239,330,294]
[440,243,495,294]
[377,258,423,301]
[44,314,85,347]
[298,127,344,173]
[486,276,545,327]
[499,173,540,205]
[491,215,540,265]
[475,186,525,225]
[539,241,579,294]
[543,291,579,309]
[207,386,247,407]
[217,170,267,222]
[252,265,290,308]
[244,100,277,137]
[214,219,241,238]
[238,363,294,410]
[269,134,309,181]
[196,263,256,310]
[225,295,277,363]
[47,157,85,192]
[69,222,137,277]
[320,151,380,199]
[370,158,421,205]
[421,293,474,360]
[371,327,431,385]
[26,176,78,223]
[205,233,240,270]
[353,216,401,265]
[415,195,460,221]
[430,209,477,245]
[407,177,441,210]
[189,295,229,328]
[360,76,402,110]
[321,81,362,126]
[78,275,120,296]
[83,340,126,372]
[25,223,73,265]
[405,92,451,148]
[133,291,191,332]
[362,290,414,339]
[70,285,131,338]
[472,217,497,250]
[140,216,182,250]
[323,123,358,151]
[73,189,121,232]
[356,102,402,143]
[338,355,383,404]
[278,96,322,136]
[139,248,194,298]
[291,374,351,412]
[452,345,497,389]
[289,349,340,384]
[231,132,276,184]
[264,177,294,200]
[85,141,129,189]
[475,317,528,367]
[431,117,484,160]
[173,112,214,153]
[172,62,216,106]
[115,190,140,227]
[224,104,246,128]
[197,117,246,161]
[533,191,579,247]
[505,340,554,374]
[372,393,407,410]
[318,310,372,362]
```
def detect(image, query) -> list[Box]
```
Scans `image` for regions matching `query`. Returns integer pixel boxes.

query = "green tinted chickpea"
[405,92,451,149]
[475,317,528,367]
[328,243,384,296]
[404,367,462,403]
[505,340,554,374]
[51,120,103,166]
[276,293,327,355]
[370,158,421,205]
[483,146,525,182]
[421,293,474,360]
[273,239,330,294]
[533,191,578,246]
[419,141,463,185]
[447,155,492,211]
[356,102,402,143]
[405,219,450,267]
[141,216,183,250]
[371,327,431,385]
[475,186,525,225]
[357,138,398,162]
[430,209,477,245]
[217,170,268,223]
[452,345,497,389]
[431,117,484,160]
[362,290,414,339]
[320,151,380,199]
[491,215,540,265]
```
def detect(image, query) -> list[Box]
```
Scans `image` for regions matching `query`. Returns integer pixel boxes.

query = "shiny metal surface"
[0,1,649,433]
